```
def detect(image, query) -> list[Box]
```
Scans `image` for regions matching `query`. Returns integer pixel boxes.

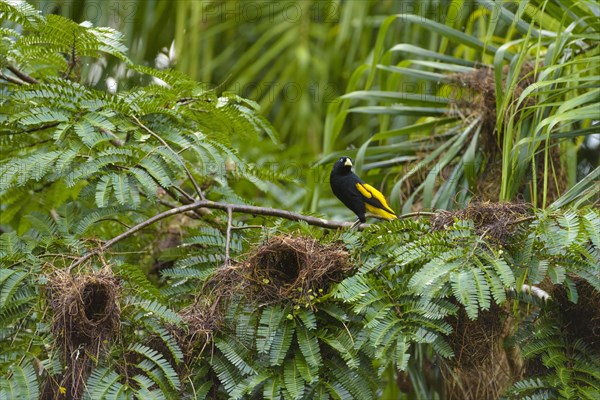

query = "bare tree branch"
[0,72,25,85]
[67,200,368,270]
[173,185,197,203]
[7,65,39,84]
[17,122,60,134]
[67,198,446,271]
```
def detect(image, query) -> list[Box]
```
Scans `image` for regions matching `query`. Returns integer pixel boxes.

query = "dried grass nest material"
[200,235,352,305]
[175,236,351,353]
[442,303,519,400]
[552,278,600,354]
[47,267,121,346]
[198,235,351,307]
[430,201,531,245]
[44,266,121,399]
[175,298,222,358]
[448,63,536,146]
[240,235,352,303]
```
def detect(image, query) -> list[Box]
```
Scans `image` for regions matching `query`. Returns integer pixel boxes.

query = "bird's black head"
[332,156,353,175]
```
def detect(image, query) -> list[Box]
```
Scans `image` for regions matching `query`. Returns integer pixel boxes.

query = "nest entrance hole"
[82,281,111,322]
[261,248,301,285]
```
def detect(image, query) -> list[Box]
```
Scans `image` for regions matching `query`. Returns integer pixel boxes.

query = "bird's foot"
[350,219,362,230]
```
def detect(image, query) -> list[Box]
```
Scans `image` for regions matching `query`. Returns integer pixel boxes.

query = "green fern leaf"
[334,275,370,303]
[215,338,256,376]
[450,270,479,319]
[263,376,282,400]
[0,269,27,309]
[229,374,271,400]
[0,0,42,29]
[116,264,164,302]
[257,305,286,355]
[296,309,317,331]
[131,298,181,325]
[395,336,411,371]
[295,353,318,384]
[0,151,61,190]
[129,167,160,199]
[284,358,304,400]
[488,256,515,287]
[319,332,359,369]
[129,343,180,390]
[582,209,599,249]
[139,156,173,188]
[211,354,242,395]
[131,375,168,400]
[410,260,460,296]
[269,321,294,366]
[16,107,69,126]
[0,362,39,400]
[74,119,109,148]
[296,325,322,370]
[85,367,121,400]
[486,271,507,304]
[548,264,566,284]
[557,210,580,249]
[326,358,374,399]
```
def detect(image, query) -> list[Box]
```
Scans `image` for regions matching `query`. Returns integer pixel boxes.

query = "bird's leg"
[350,219,361,230]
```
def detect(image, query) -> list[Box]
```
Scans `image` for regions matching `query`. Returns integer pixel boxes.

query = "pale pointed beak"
[344,158,353,167]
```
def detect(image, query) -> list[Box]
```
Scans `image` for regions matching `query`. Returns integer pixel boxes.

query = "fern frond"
[0,362,39,400]
[129,343,180,391]
[269,321,295,366]
[129,297,181,325]
[215,337,256,376]
[84,367,121,400]
[296,325,322,371]
[283,358,304,400]
[256,306,286,355]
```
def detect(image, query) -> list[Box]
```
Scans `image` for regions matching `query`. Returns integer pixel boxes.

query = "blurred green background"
[31,0,599,218]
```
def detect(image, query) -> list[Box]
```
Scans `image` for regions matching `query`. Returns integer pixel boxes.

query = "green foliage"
[507,301,600,400]
[317,0,599,213]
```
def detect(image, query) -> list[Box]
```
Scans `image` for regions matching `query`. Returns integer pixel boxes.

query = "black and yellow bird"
[330,156,397,224]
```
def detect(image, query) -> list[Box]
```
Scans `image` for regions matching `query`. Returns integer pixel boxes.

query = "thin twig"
[17,122,60,134]
[7,66,39,84]
[397,211,436,219]
[39,253,80,260]
[507,215,536,225]
[230,225,265,230]
[69,201,202,271]
[131,115,205,201]
[94,218,131,229]
[0,72,25,85]
[63,33,78,79]
[173,185,197,203]
[224,207,233,265]
[99,127,124,147]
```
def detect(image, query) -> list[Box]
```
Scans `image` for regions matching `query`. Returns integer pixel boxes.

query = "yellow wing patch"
[355,182,397,220]
[355,183,373,199]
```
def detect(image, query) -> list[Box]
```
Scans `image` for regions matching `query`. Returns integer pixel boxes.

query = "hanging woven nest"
[43,266,120,399]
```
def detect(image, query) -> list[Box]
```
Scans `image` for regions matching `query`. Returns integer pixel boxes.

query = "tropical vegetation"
[1,1,598,399]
